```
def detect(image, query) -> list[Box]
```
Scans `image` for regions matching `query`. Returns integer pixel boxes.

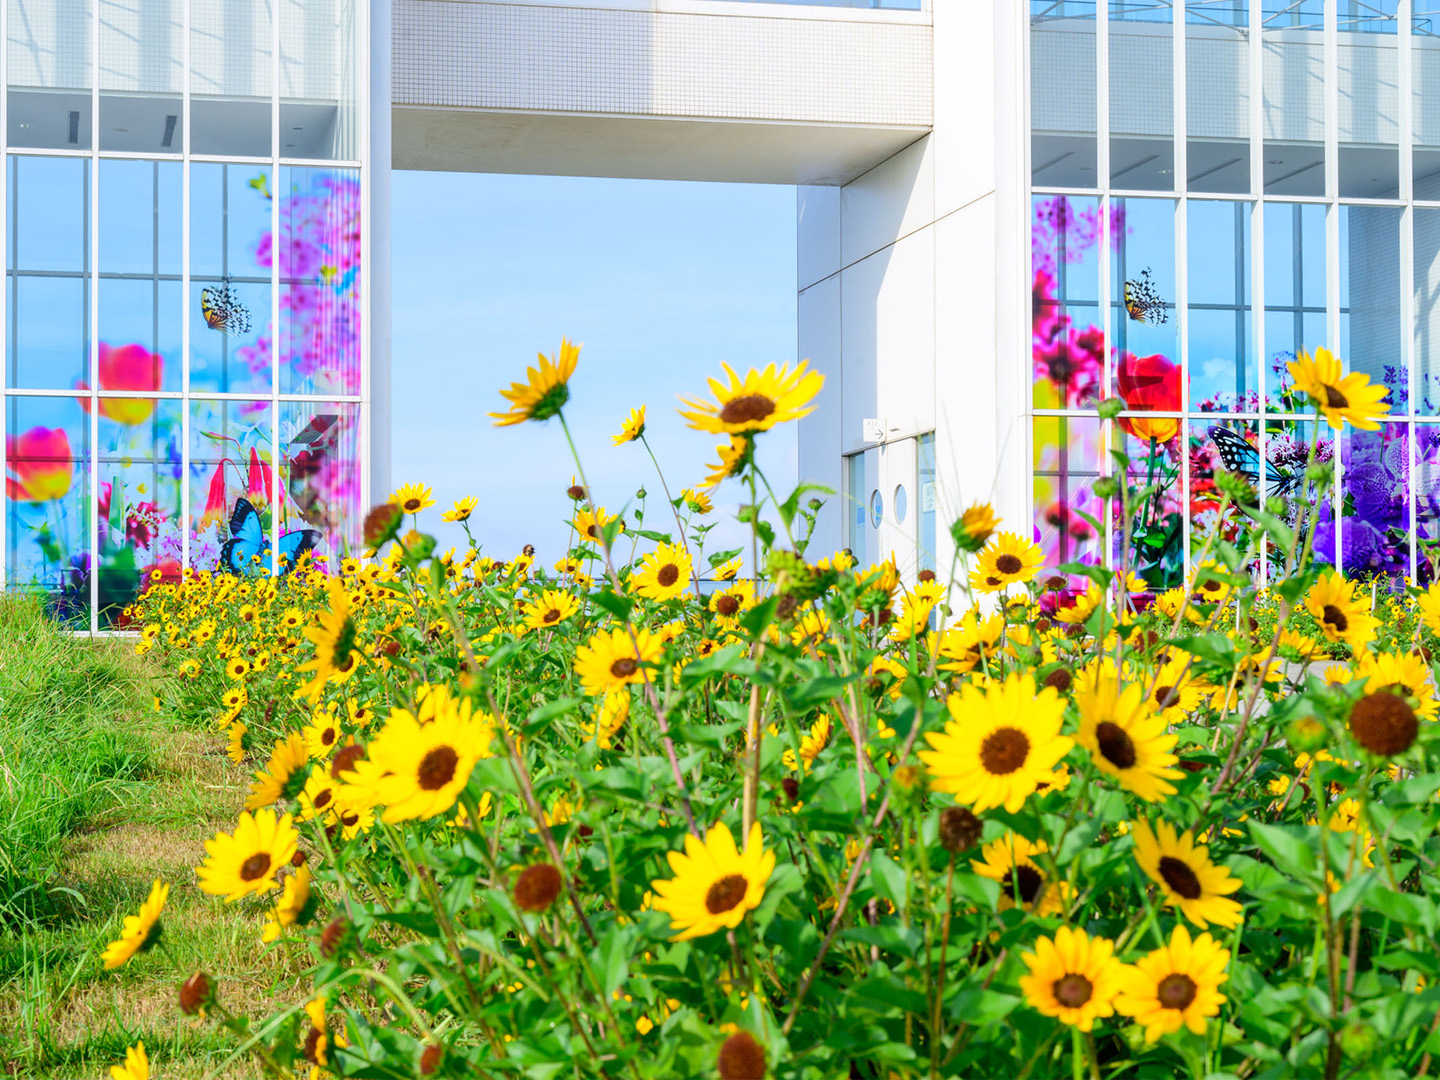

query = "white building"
[6,0,1440,629]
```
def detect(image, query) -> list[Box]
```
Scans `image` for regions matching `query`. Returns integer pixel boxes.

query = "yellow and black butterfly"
[200,278,252,335]
[1123,267,1169,325]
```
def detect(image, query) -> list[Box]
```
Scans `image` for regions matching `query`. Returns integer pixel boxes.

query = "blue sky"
[391,172,798,572]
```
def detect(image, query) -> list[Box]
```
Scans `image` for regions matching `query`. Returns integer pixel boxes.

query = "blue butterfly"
[1207,427,1303,498]
[219,498,321,575]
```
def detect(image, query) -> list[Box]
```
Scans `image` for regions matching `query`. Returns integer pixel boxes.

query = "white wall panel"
[932,0,993,220]
[797,185,840,292]
[796,274,843,554]
[839,135,932,268]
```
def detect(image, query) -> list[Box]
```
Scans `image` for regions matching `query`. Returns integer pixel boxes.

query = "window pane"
[1189,203,1255,409]
[1341,421,1409,583]
[1264,201,1327,410]
[99,159,183,394]
[1033,415,1103,573]
[1416,207,1440,415]
[1339,205,1404,413]
[1262,2,1326,196]
[5,395,91,627]
[1031,1,1098,187]
[1187,2,1250,193]
[7,0,94,150]
[97,397,183,625]
[918,433,936,574]
[1033,195,1104,409]
[278,166,361,395]
[846,454,866,569]
[189,399,272,574]
[1414,1,1440,193]
[1112,425,1183,589]
[190,0,273,157]
[1110,197,1177,401]
[1338,3,1400,197]
[99,0,183,153]
[189,162,273,394]
[278,400,359,566]
[281,0,361,160]
[1267,418,1337,569]
[1110,0,1175,191]
[1189,420,1258,573]
[1415,424,1440,583]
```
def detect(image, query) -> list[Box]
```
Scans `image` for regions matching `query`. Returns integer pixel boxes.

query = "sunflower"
[970,834,1068,915]
[574,626,664,696]
[712,555,743,582]
[613,405,647,445]
[935,610,1005,674]
[490,337,580,426]
[1075,675,1183,802]
[634,543,694,602]
[918,672,1073,814]
[522,589,581,631]
[1287,346,1390,430]
[888,579,945,643]
[101,879,169,969]
[1304,571,1378,651]
[1357,650,1439,720]
[1143,652,1206,723]
[224,655,250,681]
[782,714,831,773]
[1053,583,1105,626]
[366,697,495,823]
[244,732,310,811]
[109,1042,149,1080]
[391,482,435,515]
[221,687,247,717]
[196,808,299,902]
[1131,818,1243,928]
[709,579,755,629]
[225,720,248,764]
[1115,923,1231,1043]
[304,995,329,1068]
[261,865,314,943]
[582,689,631,749]
[650,821,776,941]
[680,487,712,515]
[1019,926,1129,1032]
[701,435,752,489]
[297,577,362,701]
[442,496,477,523]
[953,502,999,552]
[297,768,341,822]
[303,710,342,759]
[969,532,1044,593]
[573,505,625,545]
[678,360,823,435]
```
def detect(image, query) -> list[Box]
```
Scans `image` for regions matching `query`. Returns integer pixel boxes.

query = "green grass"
[0,596,282,1078]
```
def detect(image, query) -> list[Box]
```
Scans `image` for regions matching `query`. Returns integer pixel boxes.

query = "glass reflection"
[1189,200,1254,409]
[1262,2,1326,196]
[1033,195,1105,410]
[1341,421,1409,583]
[1030,1,1099,187]
[1339,206,1404,413]
[5,395,91,626]
[1110,197,1177,402]
[189,399,272,575]
[7,0,95,150]
[1415,208,1440,415]
[278,400,359,566]
[1033,415,1103,573]
[1186,2,1250,194]
[190,0,273,157]
[1263,202,1327,410]
[1110,0,1175,191]
[1414,1,1440,192]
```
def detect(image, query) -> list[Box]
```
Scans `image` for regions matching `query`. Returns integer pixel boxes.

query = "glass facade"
[1030,0,1440,588]
[3,0,367,630]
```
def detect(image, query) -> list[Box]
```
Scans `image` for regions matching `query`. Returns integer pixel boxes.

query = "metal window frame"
[1028,0,1429,586]
[1,0,371,632]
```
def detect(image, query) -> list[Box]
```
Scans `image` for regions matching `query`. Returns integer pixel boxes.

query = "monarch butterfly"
[1124,267,1169,325]
[1207,426,1303,498]
[200,278,252,335]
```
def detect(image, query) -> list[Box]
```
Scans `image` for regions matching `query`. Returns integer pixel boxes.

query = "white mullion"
[360,0,373,531]
[1,0,8,593]
[271,0,281,576]
[182,0,191,579]
[1325,0,1339,203]
[1254,196,1268,584]
[1021,0,1035,548]
[1174,0,1186,195]
[1401,0,1418,582]
[1098,1,1113,570]
[1325,0,1341,572]
[90,0,100,634]
[1175,0,1189,577]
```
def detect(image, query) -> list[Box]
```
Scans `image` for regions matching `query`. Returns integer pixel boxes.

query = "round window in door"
[893,484,908,524]
[869,489,883,528]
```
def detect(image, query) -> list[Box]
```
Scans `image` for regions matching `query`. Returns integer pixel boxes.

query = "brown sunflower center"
[543,608,562,624]
[1322,604,1349,633]
[716,595,740,616]
[586,524,599,538]
[719,394,776,425]
[705,873,749,915]
[1157,972,1198,1011]
[1158,855,1203,899]
[417,745,459,791]
[995,553,1024,576]
[984,576,1002,588]
[1053,973,1093,1008]
[979,726,1031,775]
[312,788,333,810]
[240,853,272,882]
[321,727,336,746]
[610,657,639,678]
[1323,384,1349,409]
[1043,668,1073,693]
[657,563,680,587]
[1095,721,1138,770]
[1154,685,1178,708]
[1349,691,1419,756]
[403,498,422,512]
[1002,863,1044,906]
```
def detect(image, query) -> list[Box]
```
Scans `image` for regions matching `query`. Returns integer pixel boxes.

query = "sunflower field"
[100,341,1440,1080]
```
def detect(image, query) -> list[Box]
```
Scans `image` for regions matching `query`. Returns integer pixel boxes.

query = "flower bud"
[178,972,214,1016]
[514,863,564,913]
[717,1031,767,1080]
[1096,396,1125,420]
[362,502,402,547]
[938,806,982,853]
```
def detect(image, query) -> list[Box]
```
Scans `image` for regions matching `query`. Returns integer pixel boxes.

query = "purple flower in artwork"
[1342,518,1396,578]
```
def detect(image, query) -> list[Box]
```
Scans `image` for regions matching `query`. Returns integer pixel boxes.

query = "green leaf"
[525,697,581,731]
[951,872,1000,911]
[1055,561,1113,588]
[1247,821,1318,882]
[752,863,803,933]
[740,596,780,636]
[707,547,743,569]
[777,482,835,531]
[598,924,637,997]
[1171,633,1237,666]
[1368,889,1436,933]
[789,673,856,711]
[590,589,633,623]
[869,851,907,915]
[635,529,673,544]
[373,910,440,937]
